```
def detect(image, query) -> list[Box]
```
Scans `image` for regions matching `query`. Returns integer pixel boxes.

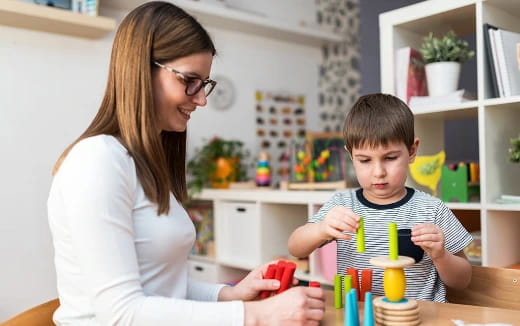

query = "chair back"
[447,265,520,309]
[1,299,59,326]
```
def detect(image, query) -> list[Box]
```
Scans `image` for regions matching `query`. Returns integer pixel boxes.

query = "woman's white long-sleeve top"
[47,135,243,325]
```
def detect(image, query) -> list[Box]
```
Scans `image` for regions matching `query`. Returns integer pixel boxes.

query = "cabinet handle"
[195,266,204,272]
[236,207,247,212]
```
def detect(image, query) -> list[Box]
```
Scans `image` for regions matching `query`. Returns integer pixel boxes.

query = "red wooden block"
[260,263,277,299]
[277,262,297,294]
[360,269,373,301]
[274,260,286,282]
[309,281,321,288]
[346,268,359,300]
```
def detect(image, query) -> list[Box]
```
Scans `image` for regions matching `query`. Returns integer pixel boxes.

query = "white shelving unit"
[194,189,339,286]
[104,0,343,47]
[380,0,520,268]
[0,0,115,38]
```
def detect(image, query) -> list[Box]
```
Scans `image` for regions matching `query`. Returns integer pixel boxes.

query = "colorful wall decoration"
[255,90,306,186]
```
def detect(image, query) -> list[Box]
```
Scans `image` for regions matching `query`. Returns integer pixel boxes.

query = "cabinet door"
[188,259,219,283]
[215,202,260,269]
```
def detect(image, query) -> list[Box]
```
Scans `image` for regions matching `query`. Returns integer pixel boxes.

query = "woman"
[47,1,324,325]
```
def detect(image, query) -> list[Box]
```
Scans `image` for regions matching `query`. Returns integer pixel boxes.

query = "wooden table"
[323,290,520,325]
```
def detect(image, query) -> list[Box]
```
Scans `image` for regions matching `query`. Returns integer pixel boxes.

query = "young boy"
[288,93,472,302]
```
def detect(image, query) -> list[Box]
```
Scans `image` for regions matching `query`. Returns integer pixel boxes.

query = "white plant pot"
[425,61,461,96]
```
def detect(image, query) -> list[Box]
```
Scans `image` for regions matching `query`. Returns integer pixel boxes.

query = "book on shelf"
[394,47,427,104]
[483,23,500,98]
[408,89,475,110]
[495,194,520,204]
[485,24,520,97]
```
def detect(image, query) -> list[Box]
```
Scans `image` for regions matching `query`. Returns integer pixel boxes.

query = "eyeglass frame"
[153,61,217,97]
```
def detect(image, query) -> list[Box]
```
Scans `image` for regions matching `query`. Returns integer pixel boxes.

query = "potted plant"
[187,137,250,195]
[509,134,520,163]
[419,30,475,96]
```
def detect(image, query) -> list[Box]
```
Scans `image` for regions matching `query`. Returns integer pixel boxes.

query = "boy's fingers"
[330,229,351,240]
[331,219,350,232]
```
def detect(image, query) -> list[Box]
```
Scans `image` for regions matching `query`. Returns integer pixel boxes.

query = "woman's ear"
[408,138,420,163]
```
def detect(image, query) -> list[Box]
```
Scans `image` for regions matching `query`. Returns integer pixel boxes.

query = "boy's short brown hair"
[343,93,415,153]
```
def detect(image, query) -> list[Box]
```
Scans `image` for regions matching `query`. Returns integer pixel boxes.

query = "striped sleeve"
[435,201,473,254]
[309,191,354,223]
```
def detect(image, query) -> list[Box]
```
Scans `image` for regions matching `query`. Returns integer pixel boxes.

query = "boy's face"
[349,139,419,205]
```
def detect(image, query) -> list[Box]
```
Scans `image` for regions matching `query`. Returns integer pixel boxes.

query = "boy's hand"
[411,223,446,261]
[318,206,360,241]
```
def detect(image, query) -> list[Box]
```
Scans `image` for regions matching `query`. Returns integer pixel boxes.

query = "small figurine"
[255,151,271,187]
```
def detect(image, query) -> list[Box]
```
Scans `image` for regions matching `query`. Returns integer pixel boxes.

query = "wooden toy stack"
[255,151,271,187]
[369,223,420,326]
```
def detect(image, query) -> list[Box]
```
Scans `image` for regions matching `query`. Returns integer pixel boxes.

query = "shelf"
[104,0,343,47]
[189,254,216,263]
[486,203,520,211]
[446,202,482,210]
[482,96,520,107]
[380,0,476,36]
[411,101,479,118]
[0,0,115,38]
[217,258,256,271]
[485,0,520,14]
[196,188,338,204]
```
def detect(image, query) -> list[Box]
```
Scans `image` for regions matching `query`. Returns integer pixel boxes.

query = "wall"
[0,24,112,318]
[0,2,322,319]
[187,28,320,163]
[359,0,424,95]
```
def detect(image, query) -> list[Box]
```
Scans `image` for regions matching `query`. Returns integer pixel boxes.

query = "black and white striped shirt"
[310,187,473,302]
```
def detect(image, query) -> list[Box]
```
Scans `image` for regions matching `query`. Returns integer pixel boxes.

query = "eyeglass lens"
[186,80,214,96]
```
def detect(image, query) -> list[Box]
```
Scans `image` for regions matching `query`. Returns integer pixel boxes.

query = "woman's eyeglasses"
[153,61,217,97]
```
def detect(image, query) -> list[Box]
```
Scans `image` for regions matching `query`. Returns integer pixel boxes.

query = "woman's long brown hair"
[53,1,216,215]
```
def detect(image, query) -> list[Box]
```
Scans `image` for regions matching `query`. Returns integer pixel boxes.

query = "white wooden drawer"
[188,259,218,283]
[216,202,260,269]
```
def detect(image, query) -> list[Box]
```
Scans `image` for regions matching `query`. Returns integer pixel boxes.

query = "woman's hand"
[218,262,298,301]
[244,286,325,326]
[411,223,446,261]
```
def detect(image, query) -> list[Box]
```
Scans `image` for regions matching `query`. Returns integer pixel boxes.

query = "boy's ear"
[408,138,420,163]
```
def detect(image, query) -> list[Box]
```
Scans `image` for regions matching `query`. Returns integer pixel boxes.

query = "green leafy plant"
[187,137,250,196]
[420,30,475,64]
[509,134,520,163]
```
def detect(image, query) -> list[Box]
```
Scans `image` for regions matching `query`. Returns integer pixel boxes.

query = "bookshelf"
[380,0,520,268]
[0,0,115,38]
[104,0,343,47]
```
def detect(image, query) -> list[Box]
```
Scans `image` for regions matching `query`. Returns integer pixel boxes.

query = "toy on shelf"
[409,150,445,196]
[441,162,480,203]
[369,222,420,325]
[186,202,214,258]
[255,151,271,187]
[288,132,356,190]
